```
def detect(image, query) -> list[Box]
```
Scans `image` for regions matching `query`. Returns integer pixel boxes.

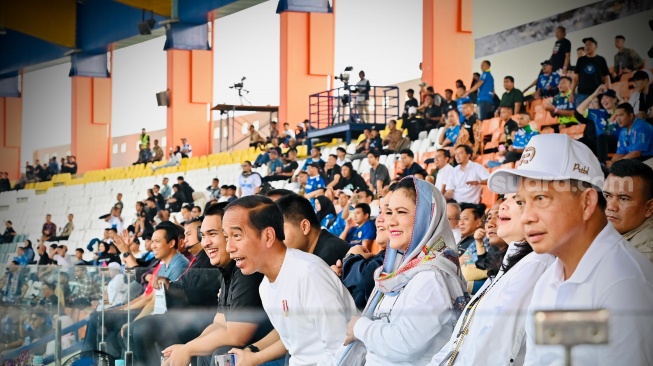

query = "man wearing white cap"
[487,134,653,365]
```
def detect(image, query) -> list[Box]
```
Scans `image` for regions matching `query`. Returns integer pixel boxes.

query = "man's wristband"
[245,344,260,353]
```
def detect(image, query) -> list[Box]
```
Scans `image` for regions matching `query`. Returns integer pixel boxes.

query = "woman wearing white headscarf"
[337,177,469,366]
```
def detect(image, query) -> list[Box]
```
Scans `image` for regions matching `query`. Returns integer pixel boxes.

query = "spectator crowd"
[0,22,652,366]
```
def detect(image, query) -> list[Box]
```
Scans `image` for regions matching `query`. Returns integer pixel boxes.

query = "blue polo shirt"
[536,72,560,98]
[158,252,190,282]
[301,158,324,171]
[305,175,326,195]
[512,125,539,149]
[456,97,471,122]
[345,220,376,247]
[478,71,494,103]
[585,109,620,138]
[268,158,284,173]
[617,119,653,158]
[444,125,461,143]
[328,206,354,237]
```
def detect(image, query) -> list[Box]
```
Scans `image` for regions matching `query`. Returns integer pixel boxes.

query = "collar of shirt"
[623,216,653,241]
[557,223,622,285]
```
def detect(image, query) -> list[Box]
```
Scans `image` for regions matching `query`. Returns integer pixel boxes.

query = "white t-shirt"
[238,173,262,197]
[107,273,128,306]
[336,157,351,167]
[53,254,73,269]
[107,216,124,233]
[430,244,555,366]
[259,248,357,366]
[524,224,653,366]
[445,162,490,204]
[283,129,296,139]
[434,164,454,192]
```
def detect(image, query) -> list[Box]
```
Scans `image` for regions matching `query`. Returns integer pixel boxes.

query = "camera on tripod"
[335,66,353,85]
[229,77,246,90]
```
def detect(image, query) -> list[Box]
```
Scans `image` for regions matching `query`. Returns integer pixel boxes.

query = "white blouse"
[354,271,456,366]
[429,243,554,366]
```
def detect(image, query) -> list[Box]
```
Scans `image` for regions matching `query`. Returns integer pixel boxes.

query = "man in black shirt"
[129,217,221,366]
[574,37,611,108]
[263,148,299,183]
[324,154,342,188]
[402,89,419,120]
[1,220,16,244]
[177,176,195,204]
[498,106,519,149]
[398,149,427,179]
[367,129,382,152]
[276,194,350,266]
[168,184,187,213]
[153,185,166,209]
[333,162,368,192]
[550,26,571,73]
[62,156,78,175]
[441,89,457,116]
[161,203,273,366]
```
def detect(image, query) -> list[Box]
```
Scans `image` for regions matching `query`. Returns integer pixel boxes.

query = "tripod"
[236,88,252,106]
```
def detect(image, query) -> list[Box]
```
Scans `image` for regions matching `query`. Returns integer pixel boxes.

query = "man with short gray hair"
[488,134,653,365]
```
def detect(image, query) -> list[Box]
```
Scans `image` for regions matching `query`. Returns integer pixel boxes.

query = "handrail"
[309,85,400,128]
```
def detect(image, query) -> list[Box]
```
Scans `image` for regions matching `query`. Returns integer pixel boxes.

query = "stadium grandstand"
[0,0,652,365]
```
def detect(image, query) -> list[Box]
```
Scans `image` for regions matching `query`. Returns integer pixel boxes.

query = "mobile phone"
[214,354,238,366]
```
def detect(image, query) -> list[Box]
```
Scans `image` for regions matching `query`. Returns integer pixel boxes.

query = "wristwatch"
[122,252,130,258]
[245,344,260,353]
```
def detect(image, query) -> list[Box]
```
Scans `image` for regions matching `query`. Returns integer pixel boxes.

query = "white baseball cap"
[487,134,604,194]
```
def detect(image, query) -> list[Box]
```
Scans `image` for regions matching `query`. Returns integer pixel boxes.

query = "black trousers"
[126,309,215,366]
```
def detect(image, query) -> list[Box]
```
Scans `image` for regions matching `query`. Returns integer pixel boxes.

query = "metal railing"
[309,85,400,129]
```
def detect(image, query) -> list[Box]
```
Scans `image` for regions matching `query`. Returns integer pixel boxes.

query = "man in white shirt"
[105,207,124,234]
[335,147,351,167]
[223,196,357,366]
[238,161,262,197]
[53,244,73,268]
[181,137,193,158]
[444,145,490,204]
[280,123,296,146]
[434,148,454,193]
[488,134,653,366]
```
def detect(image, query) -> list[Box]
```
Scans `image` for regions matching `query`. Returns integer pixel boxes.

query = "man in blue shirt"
[327,191,354,237]
[609,103,653,167]
[533,60,561,99]
[464,60,495,119]
[302,163,326,200]
[575,85,621,164]
[544,76,578,130]
[14,246,29,266]
[439,109,463,149]
[504,112,540,164]
[301,147,325,172]
[340,203,376,248]
[266,149,284,176]
[456,85,471,123]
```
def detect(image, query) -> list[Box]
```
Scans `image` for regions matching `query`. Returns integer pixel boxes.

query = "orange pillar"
[166,49,213,156]
[0,96,22,179]
[279,10,335,127]
[423,0,473,94]
[71,76,112,173]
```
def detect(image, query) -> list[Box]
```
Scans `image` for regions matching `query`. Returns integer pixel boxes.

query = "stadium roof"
[0,0,266,77]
